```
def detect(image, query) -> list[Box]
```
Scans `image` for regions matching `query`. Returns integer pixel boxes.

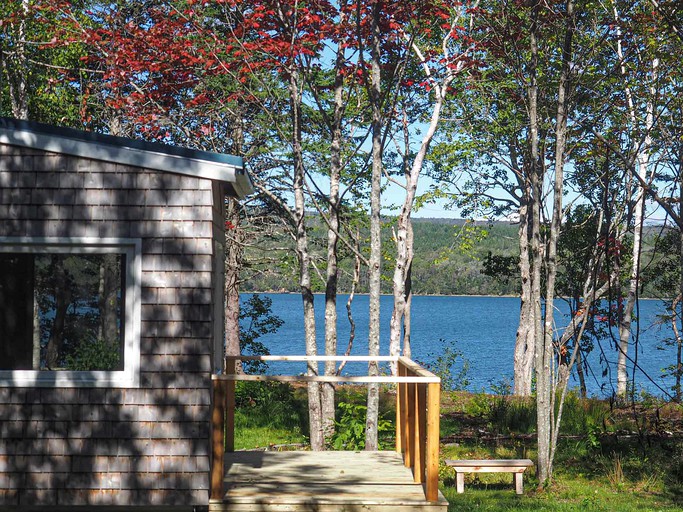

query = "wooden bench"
[445,459,534,494]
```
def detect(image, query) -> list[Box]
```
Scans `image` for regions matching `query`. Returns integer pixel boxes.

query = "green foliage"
[441,391,683,510]
[239,294,283,374]
[488,396,536,434]
[234,381,308,448]
[481,252,518,282]
[65,338,120,371]
[488,376,513,396]
[559,393,611,438]
[330,401,394,450]
[417,339,471,391]
[242,217,521,296]
[464,393,495,417]
[31,253,122,370]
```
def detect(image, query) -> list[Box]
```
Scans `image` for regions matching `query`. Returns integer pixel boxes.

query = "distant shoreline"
[244,291,663,301]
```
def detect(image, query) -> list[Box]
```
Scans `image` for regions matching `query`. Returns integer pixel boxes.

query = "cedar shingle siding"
[0,143,227,507]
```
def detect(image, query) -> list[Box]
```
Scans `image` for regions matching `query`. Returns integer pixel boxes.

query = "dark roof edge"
[0,117,253,198]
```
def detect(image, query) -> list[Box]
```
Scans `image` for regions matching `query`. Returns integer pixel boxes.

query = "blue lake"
[241,293,676,398]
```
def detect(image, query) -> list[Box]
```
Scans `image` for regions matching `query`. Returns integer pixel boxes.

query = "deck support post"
[210,378,226,502]
[213,355,444,506]
[425,382,440,502]
[414,383,426,483]
[225,358,236,453]
[396,362,405,454]
[406,381,416,470]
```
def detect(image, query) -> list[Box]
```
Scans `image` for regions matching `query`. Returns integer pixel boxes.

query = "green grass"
[234,415,307,450]
[441,438,683,511]
[233,381,309,450]
[232,384,683,510]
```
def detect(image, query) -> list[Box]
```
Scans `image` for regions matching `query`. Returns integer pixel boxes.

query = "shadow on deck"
[209,450,448,512]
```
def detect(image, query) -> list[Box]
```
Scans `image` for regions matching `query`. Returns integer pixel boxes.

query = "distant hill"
[241,215,674,298]
[241,217,521,296]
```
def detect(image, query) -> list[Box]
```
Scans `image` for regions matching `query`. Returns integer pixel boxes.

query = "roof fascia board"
[0,120,253,198]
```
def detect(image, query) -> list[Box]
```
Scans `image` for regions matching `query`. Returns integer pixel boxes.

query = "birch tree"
[388,1,477,368]
[612,0,659,399]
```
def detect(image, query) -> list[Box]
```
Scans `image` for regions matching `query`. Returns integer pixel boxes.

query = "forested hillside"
[241,217,520,296]
[241,216,670,298]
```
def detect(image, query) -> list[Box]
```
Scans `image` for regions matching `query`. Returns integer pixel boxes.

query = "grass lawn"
[233,383,683,510]
[440,442,683,511]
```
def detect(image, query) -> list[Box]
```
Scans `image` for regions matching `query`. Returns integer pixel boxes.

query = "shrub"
[416,339,470,391]
[65,338,120,371]
[330,401,394,450]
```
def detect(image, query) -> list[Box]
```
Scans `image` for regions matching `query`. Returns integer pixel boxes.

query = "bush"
[417,339,470,391]
[330,401,394,450]
[488,396,536,434]
[65,338,120,371]
[235,381,308,434]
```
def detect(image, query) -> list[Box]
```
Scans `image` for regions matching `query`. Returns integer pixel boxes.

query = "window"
[0,238,141,387]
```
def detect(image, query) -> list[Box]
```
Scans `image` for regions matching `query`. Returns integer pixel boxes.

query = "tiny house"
[0,117,251,508]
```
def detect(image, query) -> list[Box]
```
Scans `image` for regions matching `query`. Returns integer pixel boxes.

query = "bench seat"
[445,459,534,494]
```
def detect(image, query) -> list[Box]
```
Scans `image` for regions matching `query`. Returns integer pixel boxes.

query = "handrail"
[209,355,441,503]
[225,354,400,362]
[213,374,439,383]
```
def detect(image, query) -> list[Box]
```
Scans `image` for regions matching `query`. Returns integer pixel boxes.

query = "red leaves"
[23,0,479,138]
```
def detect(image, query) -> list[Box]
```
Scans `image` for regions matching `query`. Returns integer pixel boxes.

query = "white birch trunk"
[321,39,346,444]
[366,0,383,451]
[612,6,657,396]
[389,86,449,372]
[1,0,29,119]
[288,70,323,450]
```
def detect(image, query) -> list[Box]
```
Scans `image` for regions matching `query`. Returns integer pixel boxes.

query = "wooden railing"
[210,355,441,503]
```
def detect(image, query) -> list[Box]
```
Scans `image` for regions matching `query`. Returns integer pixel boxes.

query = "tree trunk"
[514,199,535,396]
[612,3,657,399]
[32,293,40,370]
[98,254,119,345]
[224,197,244,375]
[678,159,683,401]
[366,0,383,451]
[403,220,414,359]
[576,348,587,398]
[46,258,71,370]
[389,87,449,372]
[527,0,551,486]
[0,0,29,119]
[539,0,575,483]
[337,232,362,376]
[322,39,346,444]
[289,70,323,451]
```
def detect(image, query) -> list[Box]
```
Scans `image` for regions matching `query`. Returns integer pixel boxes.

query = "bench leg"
[515,472,524,495]
[456,473,465,493]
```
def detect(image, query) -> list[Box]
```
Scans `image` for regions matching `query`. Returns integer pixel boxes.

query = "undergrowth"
[233,383,683,510]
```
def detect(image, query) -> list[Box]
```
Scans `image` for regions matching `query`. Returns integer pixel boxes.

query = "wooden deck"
[208,450,449,512]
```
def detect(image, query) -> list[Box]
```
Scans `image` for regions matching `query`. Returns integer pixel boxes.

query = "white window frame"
[0,237,142,388]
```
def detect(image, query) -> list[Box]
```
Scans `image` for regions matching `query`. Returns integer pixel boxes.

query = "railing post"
[226,358,236,453]
[425,381,441,502]
[413,383,426,483]
[210,378,226,502]
[396,361,405,454]
[405,379,416,469]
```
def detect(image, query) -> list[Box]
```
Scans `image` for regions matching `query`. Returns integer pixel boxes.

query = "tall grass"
[234,381,308,449]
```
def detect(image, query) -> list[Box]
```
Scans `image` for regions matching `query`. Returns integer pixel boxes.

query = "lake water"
[241,293,677,398]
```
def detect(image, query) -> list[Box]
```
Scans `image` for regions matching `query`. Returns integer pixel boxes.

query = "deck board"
[210,450,448,512]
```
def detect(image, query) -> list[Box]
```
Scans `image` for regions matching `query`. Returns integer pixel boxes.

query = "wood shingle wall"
[0,143,224,506]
